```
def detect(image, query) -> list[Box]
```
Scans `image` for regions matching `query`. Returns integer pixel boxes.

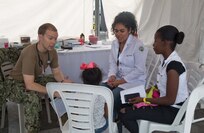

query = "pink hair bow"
[80,62,96,70]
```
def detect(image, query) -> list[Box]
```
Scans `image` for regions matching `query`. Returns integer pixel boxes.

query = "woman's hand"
[108,75,116,83]
[108,79,125,88]
[128,97,143,104]
[107,75,116,88]
[108,80,119,88]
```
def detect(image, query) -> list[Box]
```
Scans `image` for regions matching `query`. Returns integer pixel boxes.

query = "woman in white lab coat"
[102,11,147,120]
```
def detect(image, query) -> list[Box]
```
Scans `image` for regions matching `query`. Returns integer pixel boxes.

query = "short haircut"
[38,23,57,35]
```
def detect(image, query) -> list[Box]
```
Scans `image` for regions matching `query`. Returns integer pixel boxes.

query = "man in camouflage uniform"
[1,23,73,133]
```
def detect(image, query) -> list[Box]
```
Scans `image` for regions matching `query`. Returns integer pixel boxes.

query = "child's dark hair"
[81,67,102,85]
[156,25,185,50]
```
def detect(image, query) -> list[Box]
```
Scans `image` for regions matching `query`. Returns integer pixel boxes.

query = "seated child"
[80,62,108,133]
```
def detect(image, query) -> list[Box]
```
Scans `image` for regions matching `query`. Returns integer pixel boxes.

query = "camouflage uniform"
[0,47,23,110]
[4,75,56,132]
[5,79,41,132]
[0,81,6,111]
[0,47,56,132]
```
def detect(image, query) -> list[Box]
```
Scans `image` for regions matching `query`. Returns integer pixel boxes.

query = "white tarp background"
[0,0,93,42]
[199,12,204,64]
[0,0,204,64]
[103,0,204,64]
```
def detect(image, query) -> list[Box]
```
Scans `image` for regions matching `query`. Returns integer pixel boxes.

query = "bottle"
[80,33,85,45]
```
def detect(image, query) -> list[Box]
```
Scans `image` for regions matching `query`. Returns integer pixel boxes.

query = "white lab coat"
[108,34,148,90]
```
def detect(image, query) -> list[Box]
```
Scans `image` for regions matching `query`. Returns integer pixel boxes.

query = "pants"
[3,75,56,132]
[95,118,108,133]
[5,79,41,132]
[119,106,179,133]
[100,82,123,120]
[0,81,7,112]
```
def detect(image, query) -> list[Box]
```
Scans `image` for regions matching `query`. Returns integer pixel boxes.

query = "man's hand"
[63,78,73,83]
[61,76,73,83]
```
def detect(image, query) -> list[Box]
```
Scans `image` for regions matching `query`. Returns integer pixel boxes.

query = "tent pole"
[95,0,100,37]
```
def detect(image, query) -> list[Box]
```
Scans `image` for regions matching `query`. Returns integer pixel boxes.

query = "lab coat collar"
[121,34,134,51]
[126,34,134,47]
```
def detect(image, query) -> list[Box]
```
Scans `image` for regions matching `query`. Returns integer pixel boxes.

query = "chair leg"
[193,101,204,123]
[18,103,25,133]
[122,125,130,133]
[138,120,149,133]
[45,94,52,123]
[1,103,6,128]
[200,102,204,108]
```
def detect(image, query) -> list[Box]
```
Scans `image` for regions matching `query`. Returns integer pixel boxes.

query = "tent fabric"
[0,0,204,63]
[103,0,204,64]
[199,14,204,64]
[0,0,93,42]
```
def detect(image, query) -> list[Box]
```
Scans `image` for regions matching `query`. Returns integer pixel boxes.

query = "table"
[56,43,111,83]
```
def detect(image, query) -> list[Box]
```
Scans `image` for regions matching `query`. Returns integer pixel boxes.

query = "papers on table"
[85,45,101,48]
[120,85,146,104]
[56,49,69,53]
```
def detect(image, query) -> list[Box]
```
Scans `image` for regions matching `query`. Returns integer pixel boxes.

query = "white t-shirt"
[157,51,189,104]
[94,95,106,129]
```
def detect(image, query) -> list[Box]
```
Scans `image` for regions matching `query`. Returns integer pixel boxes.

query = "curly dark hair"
[111,11,138,35]
[156,25,185,50]
[81,67,102,85]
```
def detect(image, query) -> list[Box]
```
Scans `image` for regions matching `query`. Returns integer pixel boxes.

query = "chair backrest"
[182,84,204,133]
[145,46,161,88]
[46,82,118,133]
[0,47,23,82]
[172,62,204,126]
[139,62,204,133]
[185,62,204,93]
[183,84,204,132]
[147,84,204,133]
[1,61,14,80]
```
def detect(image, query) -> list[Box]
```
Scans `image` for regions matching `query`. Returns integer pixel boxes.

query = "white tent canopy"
[0,0,204,63]
[0,0,93,41]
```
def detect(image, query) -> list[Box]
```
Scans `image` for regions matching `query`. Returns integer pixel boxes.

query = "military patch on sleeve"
[139,46,144,51]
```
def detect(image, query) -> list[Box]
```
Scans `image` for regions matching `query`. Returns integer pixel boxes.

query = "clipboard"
[120,85,146,104]
[124,93,140,102]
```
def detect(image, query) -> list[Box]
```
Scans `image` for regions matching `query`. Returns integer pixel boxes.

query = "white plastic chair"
[139,61,204,133]
[146,84,204,133]
[185,62,204,93]
[0,61,52,132]
[46,82,118,133]
[145,46,161,89]
[185,62,204,123]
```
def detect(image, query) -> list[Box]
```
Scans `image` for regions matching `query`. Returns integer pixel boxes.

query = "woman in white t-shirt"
[80,62,108,133]
[119,25,189,133]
